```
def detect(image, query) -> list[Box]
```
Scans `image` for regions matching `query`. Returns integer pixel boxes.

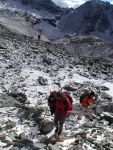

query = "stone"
[6,120,16,129]
[48,144,59,150]
[100,86,109,91]
[0,94,21,107]
[8,92,27,104]
[0,133,6,140]
[40,119,54,134]
[63,85,77,91]
[43,58,52,65]
[18,133,27,140]
[100,113,113,125]
[101,92,112,101]
[38,77,48,86]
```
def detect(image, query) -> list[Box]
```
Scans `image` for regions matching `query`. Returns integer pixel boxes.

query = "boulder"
[43,58,52,65]
[38,77,48,86]
[100,113,113,125]
[0,94,21,107]
[99,86,109,91]
[40,119,54,134]
[6,120,16,129]
[8,92,27,104]
[0,133,6,140]
[48,144,60,150]
[63,85,77,91]
[101,92,112,101]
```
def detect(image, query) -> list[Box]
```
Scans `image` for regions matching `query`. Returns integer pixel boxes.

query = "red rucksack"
[48,91,73,115]
[63,91,73,105]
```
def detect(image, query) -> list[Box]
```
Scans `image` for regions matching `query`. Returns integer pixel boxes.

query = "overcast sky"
[52,0,113,8]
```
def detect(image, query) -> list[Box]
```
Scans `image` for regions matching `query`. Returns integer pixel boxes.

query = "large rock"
[38,77,48,86]
[99,86,109,91]
[101,92,112,101]
[63,85,77,91]
[96,103,113,114]
[23,106,44,120]
[0,133,6,140]
[8,92,27,104]
[0,94,21,107]
[100,112,113,125]
[40,119,54,134]
[48,144,60,150]
[6,120,16,129]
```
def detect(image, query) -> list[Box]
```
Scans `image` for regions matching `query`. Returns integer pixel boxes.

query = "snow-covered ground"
[0,23,113,149]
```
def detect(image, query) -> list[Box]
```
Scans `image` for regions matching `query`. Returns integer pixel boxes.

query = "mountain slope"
[0,22,113,149]
[0,0,64,40]
[58,0,113,42]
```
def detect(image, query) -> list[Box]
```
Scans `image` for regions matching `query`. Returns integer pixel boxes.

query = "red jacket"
[49,91,72,117]
[81,96,96,108]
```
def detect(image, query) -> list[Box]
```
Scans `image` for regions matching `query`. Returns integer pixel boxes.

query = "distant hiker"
[48,90,73,137]
[78,91,97,121]
[38,29,42,41]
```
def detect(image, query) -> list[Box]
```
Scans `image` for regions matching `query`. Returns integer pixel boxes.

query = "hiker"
[38,29,42,41]
[78,91,97,121]
[48,90,73,137]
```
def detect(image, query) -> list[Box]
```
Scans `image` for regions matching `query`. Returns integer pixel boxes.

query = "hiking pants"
[78,106,93,120]
[54,112,65,135]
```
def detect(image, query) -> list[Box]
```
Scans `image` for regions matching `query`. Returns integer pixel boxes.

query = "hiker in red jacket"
[78,91,97,121]
[48,90,72,136]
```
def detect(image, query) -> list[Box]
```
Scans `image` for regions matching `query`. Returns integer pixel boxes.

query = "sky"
[52,0,113,8]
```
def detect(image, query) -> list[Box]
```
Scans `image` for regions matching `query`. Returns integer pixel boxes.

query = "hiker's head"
[56,91,61,98]
[89,91,95,97]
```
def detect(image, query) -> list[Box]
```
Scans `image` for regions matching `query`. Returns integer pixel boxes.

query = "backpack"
[48,91,56,115]
[63,92,73,104]
[48,91,73,114]
[80,91,90,103]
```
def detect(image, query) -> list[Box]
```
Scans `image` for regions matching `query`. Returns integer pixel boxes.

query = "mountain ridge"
[0,0,113,42]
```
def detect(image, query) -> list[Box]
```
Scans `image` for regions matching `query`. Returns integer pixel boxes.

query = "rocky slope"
[0,23,113,149]
[0,0,65,40]
[0,0,113,42]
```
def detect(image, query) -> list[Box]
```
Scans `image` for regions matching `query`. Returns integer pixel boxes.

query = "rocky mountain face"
[0,0,66,40]
[0,0,113,42]
[58,0,113,42]
[0,22,113,149]
[20,0,62,14]
[0,0,62,14]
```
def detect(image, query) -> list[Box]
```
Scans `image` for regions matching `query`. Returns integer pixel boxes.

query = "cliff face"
[58,0,113,42]
[20,0,62,13]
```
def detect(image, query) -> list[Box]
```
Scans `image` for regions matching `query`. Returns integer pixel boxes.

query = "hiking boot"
[58,129,62,135]
[75,139,79,145]
[77,116,82,120]
[55,128,58,134]
[89,118,93,121]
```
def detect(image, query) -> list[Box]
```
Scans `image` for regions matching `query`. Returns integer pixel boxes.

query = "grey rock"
[0,94,21,108]
[48,144,60,150]
[100,113,113,125]
[63,85,77,91]
[38,77,48,86]
[101,92,112,101]
[99,86,109,91]
[8,92,27,104]
[40,119,54,134]
[6,120,16,129]
[0,133,6,140]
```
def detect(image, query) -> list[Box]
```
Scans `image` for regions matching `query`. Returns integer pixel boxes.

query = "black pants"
[54,112,65,135]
